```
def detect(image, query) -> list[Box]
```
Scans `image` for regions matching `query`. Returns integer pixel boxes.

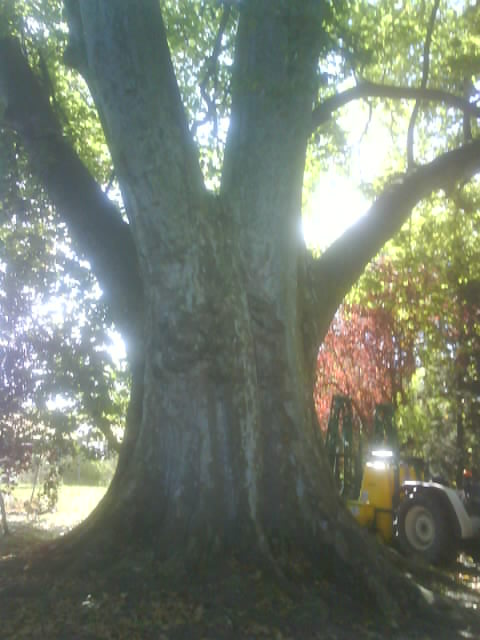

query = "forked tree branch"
[311,81,480,134]
[63,0,206,242]
[0,37,142,351]
[303,139,480,350]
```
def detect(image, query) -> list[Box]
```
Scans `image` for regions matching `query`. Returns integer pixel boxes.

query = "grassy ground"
[5,483,107,533]
[0,483,106,563]
[1,487,480,639]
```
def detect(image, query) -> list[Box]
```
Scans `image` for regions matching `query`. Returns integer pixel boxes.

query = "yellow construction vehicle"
[326,395,480,565]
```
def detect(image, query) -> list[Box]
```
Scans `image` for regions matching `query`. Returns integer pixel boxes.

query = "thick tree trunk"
[73,204,412,614]
[85,190,339,558]
[60,0,337,555]
[49,8,427,619]
[5,3,480,625]
[42,1,475,591]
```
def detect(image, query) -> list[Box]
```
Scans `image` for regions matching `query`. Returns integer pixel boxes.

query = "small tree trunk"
[29,457,41,504]
[456,394,465,487]
[0,491,9,536]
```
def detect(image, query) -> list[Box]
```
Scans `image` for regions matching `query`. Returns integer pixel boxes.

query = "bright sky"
[303,173,369,250]
[304,99,392,251]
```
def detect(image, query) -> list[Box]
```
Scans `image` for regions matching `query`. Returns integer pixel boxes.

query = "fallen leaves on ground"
[1,520,480,640]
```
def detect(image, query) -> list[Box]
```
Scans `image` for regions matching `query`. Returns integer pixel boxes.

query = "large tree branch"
[63,0,206,256]
[303,140,480,350]
[0,37,141,352]
[311,82,480,133]
[222,1,325,308]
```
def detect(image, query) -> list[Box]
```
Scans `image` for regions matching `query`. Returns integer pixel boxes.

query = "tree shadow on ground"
[1,521,480,639]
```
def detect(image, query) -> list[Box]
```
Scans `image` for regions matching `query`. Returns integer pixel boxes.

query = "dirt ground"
[1,511,480,640]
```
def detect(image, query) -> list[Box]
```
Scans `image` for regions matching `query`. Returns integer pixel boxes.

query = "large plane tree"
[1,0,480,623]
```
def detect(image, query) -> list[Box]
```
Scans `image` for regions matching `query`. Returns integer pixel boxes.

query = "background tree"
[319,185,480,485]
[380,189,480,483]
[315,281,416,433]
[1,0,480,624]
[0,82,126,517]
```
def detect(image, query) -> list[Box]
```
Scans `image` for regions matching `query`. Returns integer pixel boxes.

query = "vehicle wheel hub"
[405,505,435,550]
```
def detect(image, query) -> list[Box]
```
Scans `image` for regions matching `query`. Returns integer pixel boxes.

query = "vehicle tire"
[396,492,455,565]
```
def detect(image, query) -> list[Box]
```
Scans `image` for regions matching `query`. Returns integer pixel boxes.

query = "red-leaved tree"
[315,284,416,435]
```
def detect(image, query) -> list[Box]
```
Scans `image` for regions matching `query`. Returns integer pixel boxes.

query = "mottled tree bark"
[57,1,340,559]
